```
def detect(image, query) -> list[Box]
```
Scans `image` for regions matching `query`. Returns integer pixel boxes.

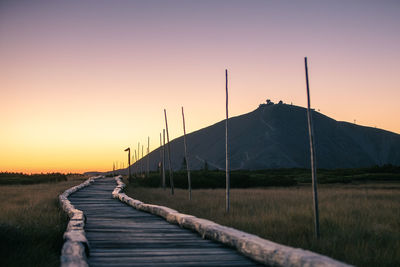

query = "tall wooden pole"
[162,129,166,190]
[305,57,320,239]
[225,69,230,213]
[147,136,150,177]
[182,107,192,200]
[141,145,144,177]
[159,132,162,176]
[124,147,131,181]
[135,150,137,176]
[137,142,140,176]
[132,155,135,178]
[164,109,174,195]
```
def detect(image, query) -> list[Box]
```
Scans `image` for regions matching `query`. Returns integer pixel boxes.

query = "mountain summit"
[134,103,400,171]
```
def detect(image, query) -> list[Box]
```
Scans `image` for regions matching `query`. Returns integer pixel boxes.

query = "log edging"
[112,175,353,267]
[59,175,104,267]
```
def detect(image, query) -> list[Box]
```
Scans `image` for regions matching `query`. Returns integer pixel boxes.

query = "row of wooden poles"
[115,57,320,238]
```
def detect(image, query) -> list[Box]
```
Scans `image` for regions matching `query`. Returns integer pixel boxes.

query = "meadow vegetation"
[0,174,87,267]
[125,170,400,267]
[0,172,68,185]
[1,168,398,266]
[129,164,400,188]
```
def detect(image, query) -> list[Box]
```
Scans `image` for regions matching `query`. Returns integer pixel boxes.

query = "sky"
[0,0,399,173]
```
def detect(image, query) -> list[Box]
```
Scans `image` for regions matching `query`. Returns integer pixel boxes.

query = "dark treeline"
[0,172,68,185]
[129,164,400,189]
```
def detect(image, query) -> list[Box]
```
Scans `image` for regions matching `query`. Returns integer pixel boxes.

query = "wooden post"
[162,129,166,190]
[305,57,320,239]
[128,148,131,179]
[113,162,115,176]
[131,155,135,178]
[137,142,140,176]
[225,69,230,213]
[124,147,131,181]
[141,145,144,177]
[135,150,138,176]
[159,132,162,176]
[182,106,192,200]
[164,109,174,195]
[147,136,150,177]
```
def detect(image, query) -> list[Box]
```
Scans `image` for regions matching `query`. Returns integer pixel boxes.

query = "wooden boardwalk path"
[69,177,262,266]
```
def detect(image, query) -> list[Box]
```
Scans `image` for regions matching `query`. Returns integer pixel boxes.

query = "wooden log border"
[59,175,104,267]
[112,175,352,267]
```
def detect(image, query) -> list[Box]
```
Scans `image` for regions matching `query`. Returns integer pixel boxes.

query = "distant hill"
[118,103,400,174]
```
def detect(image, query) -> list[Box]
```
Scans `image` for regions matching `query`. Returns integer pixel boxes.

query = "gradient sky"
[1,0,399,173]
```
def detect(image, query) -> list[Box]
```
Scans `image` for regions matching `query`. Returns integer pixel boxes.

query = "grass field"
[128,165,400,189]
[1,169,398,266]
[0,175,87,267]
[124,181,400,267]
[0,172,68,185]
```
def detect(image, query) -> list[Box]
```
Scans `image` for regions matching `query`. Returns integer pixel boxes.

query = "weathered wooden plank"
[90,248,246,256]
[90,258,254,264]
[88,241,227,249]
[89,262,256,267]
[86,232,200,237]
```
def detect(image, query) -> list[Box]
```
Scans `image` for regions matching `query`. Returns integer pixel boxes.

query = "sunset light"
[1,1,399,173]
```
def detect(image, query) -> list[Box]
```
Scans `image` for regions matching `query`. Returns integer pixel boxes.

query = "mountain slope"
[131,103,400,172]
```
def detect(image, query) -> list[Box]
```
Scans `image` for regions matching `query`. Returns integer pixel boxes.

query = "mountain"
[128,103,400,173]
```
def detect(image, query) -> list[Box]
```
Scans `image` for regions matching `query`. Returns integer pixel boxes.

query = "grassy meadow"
[0,172,68,185]
[129,165,400,189]
[124,179,400,267]
[0,174,87,267]
[1,169,398,266]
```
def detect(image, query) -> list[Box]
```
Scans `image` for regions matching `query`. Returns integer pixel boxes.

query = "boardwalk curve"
[68,177,261,266]
[112,177,352,267]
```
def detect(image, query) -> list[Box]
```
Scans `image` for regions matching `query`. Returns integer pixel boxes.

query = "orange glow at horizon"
[1,1,399,173]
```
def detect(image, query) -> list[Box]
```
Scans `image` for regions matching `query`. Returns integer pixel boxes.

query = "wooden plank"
[90,248,245,255]
[89,260,257,267]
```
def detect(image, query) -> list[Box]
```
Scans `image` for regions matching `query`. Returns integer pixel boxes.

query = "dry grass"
[125,182,400,267]
[0,175,88,267]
